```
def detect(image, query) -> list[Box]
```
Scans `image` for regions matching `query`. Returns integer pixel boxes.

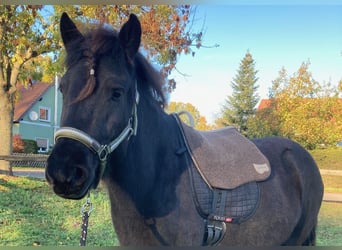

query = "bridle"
[54,77,139,246]
[54,81,139,188]
[53,74,170,246]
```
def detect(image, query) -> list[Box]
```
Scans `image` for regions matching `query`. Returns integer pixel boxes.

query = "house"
[257,99,273,111]
[13,80,63,153]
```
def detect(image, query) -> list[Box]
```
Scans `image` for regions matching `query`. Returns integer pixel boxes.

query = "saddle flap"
[180,121,271,189]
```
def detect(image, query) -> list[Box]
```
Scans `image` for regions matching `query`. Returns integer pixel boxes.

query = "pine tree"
[221,51,259,134]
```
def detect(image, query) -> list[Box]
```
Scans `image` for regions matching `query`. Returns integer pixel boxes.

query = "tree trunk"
[0,83,14,175]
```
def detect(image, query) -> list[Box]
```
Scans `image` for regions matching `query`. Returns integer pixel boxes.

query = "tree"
[0,5,204,174]
[246,67,288,139]
[263,62,342,149]
[246,104,281,139]
[0,6,59,174]
[53,5,203,92]
[220,51,259,135]
[166,102,213,130]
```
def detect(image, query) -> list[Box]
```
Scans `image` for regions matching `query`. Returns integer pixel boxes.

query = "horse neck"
[106,94,188,218]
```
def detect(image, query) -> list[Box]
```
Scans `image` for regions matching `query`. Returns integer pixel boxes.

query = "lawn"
[317,202,342,246]
[0,174,341,246]
[0,147,340,246]
[310,147,342,193]
[0,176,117,246]
[310,147,342,170]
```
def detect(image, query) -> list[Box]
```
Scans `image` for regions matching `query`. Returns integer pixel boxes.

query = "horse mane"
[64,26,166,107]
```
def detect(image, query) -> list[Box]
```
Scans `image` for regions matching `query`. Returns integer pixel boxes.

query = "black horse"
[46,13,324,246]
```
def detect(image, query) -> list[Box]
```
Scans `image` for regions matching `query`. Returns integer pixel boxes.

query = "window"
[39,107,50,122]
[36,138,49,153]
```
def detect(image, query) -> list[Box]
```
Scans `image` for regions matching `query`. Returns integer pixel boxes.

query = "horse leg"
[302,225,317,246]
[104,170,205,246]
[104,181,160,245]
[282,222,317,246]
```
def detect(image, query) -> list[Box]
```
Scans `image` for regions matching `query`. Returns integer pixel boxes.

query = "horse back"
[252,136,323,194]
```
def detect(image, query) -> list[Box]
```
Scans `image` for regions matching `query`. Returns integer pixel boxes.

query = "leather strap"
[204,189,228,246]
[54,83,139,188]
[173,113,228,246]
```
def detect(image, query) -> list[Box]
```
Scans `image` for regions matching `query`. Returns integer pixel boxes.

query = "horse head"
[46,13,141,199]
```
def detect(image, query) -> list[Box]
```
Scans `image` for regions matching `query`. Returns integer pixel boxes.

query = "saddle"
[174,114,271,245]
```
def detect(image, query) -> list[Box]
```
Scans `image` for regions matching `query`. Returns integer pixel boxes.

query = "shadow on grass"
[0,176,18,191]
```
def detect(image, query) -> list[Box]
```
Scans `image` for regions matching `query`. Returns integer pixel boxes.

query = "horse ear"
[60,12,84,51]
[119,14,142,61]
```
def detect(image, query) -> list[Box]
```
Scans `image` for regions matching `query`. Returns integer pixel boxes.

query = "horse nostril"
[72,165,89,185]
[46,144,95,199]
[46,163,88,186]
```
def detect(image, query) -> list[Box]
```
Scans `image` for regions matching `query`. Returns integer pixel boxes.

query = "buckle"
[97,145,109,162]
[204,220,227,246]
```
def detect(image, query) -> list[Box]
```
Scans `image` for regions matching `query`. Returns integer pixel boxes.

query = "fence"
[1,154,341,174]
[0,153,48,168]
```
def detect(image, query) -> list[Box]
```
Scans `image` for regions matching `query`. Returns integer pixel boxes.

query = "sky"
[168,4,342,123]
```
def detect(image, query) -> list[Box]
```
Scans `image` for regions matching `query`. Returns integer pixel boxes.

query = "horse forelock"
[64,28,116,103]
[65,26,167,107]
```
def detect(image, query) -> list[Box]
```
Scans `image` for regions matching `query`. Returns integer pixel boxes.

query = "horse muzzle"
[46,107,137,199]
[45,139,98,200]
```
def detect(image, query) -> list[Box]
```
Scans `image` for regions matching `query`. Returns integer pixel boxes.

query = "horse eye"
[111,88,123,101]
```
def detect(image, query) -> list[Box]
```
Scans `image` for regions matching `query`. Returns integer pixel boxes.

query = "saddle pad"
[178,119,271,189]
[190,163,260,224]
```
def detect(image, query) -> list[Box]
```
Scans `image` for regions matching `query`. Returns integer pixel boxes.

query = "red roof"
[14,82,52,122]
[257,99,272,111]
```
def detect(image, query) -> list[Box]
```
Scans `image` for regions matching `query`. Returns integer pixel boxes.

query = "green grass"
[2,148,341,246]
[317,202,342,246]
[312,147,342,245]
[0,176,117,246]
[1,175,341,246]
[310,147,342,170]
[310,147,342,193]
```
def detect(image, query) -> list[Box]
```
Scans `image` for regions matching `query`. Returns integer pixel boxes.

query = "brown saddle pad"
[176,116,271,189]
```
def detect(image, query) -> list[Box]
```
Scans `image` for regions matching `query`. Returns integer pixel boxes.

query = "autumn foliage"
[53,5,203,92]
[248,62,342,149]
[0,5,204,174]
[167,101,213,131]
[12,134,24,153]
